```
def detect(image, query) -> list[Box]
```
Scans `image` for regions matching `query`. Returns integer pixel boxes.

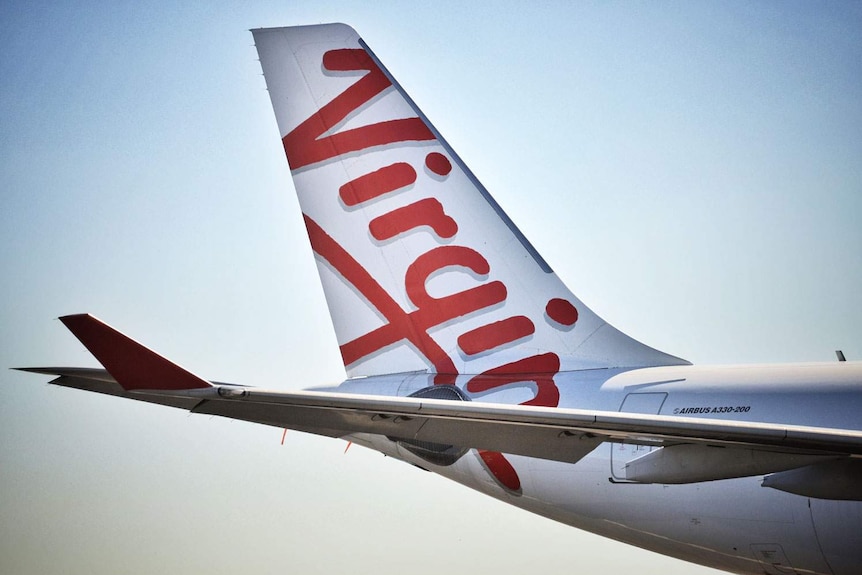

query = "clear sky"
[2,2,860,574]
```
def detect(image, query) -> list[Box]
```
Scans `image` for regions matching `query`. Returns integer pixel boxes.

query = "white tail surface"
[252,24,688,385]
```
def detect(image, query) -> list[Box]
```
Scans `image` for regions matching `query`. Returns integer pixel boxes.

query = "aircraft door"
[610,392,667,480]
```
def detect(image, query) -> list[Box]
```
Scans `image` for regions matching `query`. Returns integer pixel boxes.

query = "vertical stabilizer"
[252,24,689,384]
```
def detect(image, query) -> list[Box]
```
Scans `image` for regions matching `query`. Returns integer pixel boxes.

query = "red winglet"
[59,314,212,391]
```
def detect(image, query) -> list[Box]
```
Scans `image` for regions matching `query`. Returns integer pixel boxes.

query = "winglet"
[59,314,212,391]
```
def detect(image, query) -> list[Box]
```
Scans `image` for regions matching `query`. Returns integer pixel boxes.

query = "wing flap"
[192,393,604,464]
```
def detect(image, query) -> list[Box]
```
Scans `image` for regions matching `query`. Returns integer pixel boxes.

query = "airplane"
[19,24,861,575]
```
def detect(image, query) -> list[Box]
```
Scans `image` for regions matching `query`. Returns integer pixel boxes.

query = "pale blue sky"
[2,2,860,574]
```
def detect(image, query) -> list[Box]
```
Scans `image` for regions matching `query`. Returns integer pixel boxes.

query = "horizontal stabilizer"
[58,314,212,391]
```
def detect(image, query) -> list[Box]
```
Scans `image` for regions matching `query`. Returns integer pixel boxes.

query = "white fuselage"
[336,362,862,575]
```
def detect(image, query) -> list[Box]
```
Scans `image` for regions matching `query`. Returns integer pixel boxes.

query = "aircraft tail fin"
[58,314,212,391]
[251,24,688,382]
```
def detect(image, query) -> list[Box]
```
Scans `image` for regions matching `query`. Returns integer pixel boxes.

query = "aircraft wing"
[22,365,862,459]
[19,315,862,478]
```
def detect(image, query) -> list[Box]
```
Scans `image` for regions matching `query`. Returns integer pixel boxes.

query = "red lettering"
[466,353,561,407]
[404,246,496,308]
[546,297,578,327]
[339,163,416,207]
[478,450,521,492]
[304,216,505,382]
[350,246,507,383]
[457,316,535,356]
[284,49,435,170]
[425,152,452,176]
[370,198,458,242]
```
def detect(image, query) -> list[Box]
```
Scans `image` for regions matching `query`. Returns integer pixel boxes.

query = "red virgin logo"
[282,47,580,490]
[284,46,579,400]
